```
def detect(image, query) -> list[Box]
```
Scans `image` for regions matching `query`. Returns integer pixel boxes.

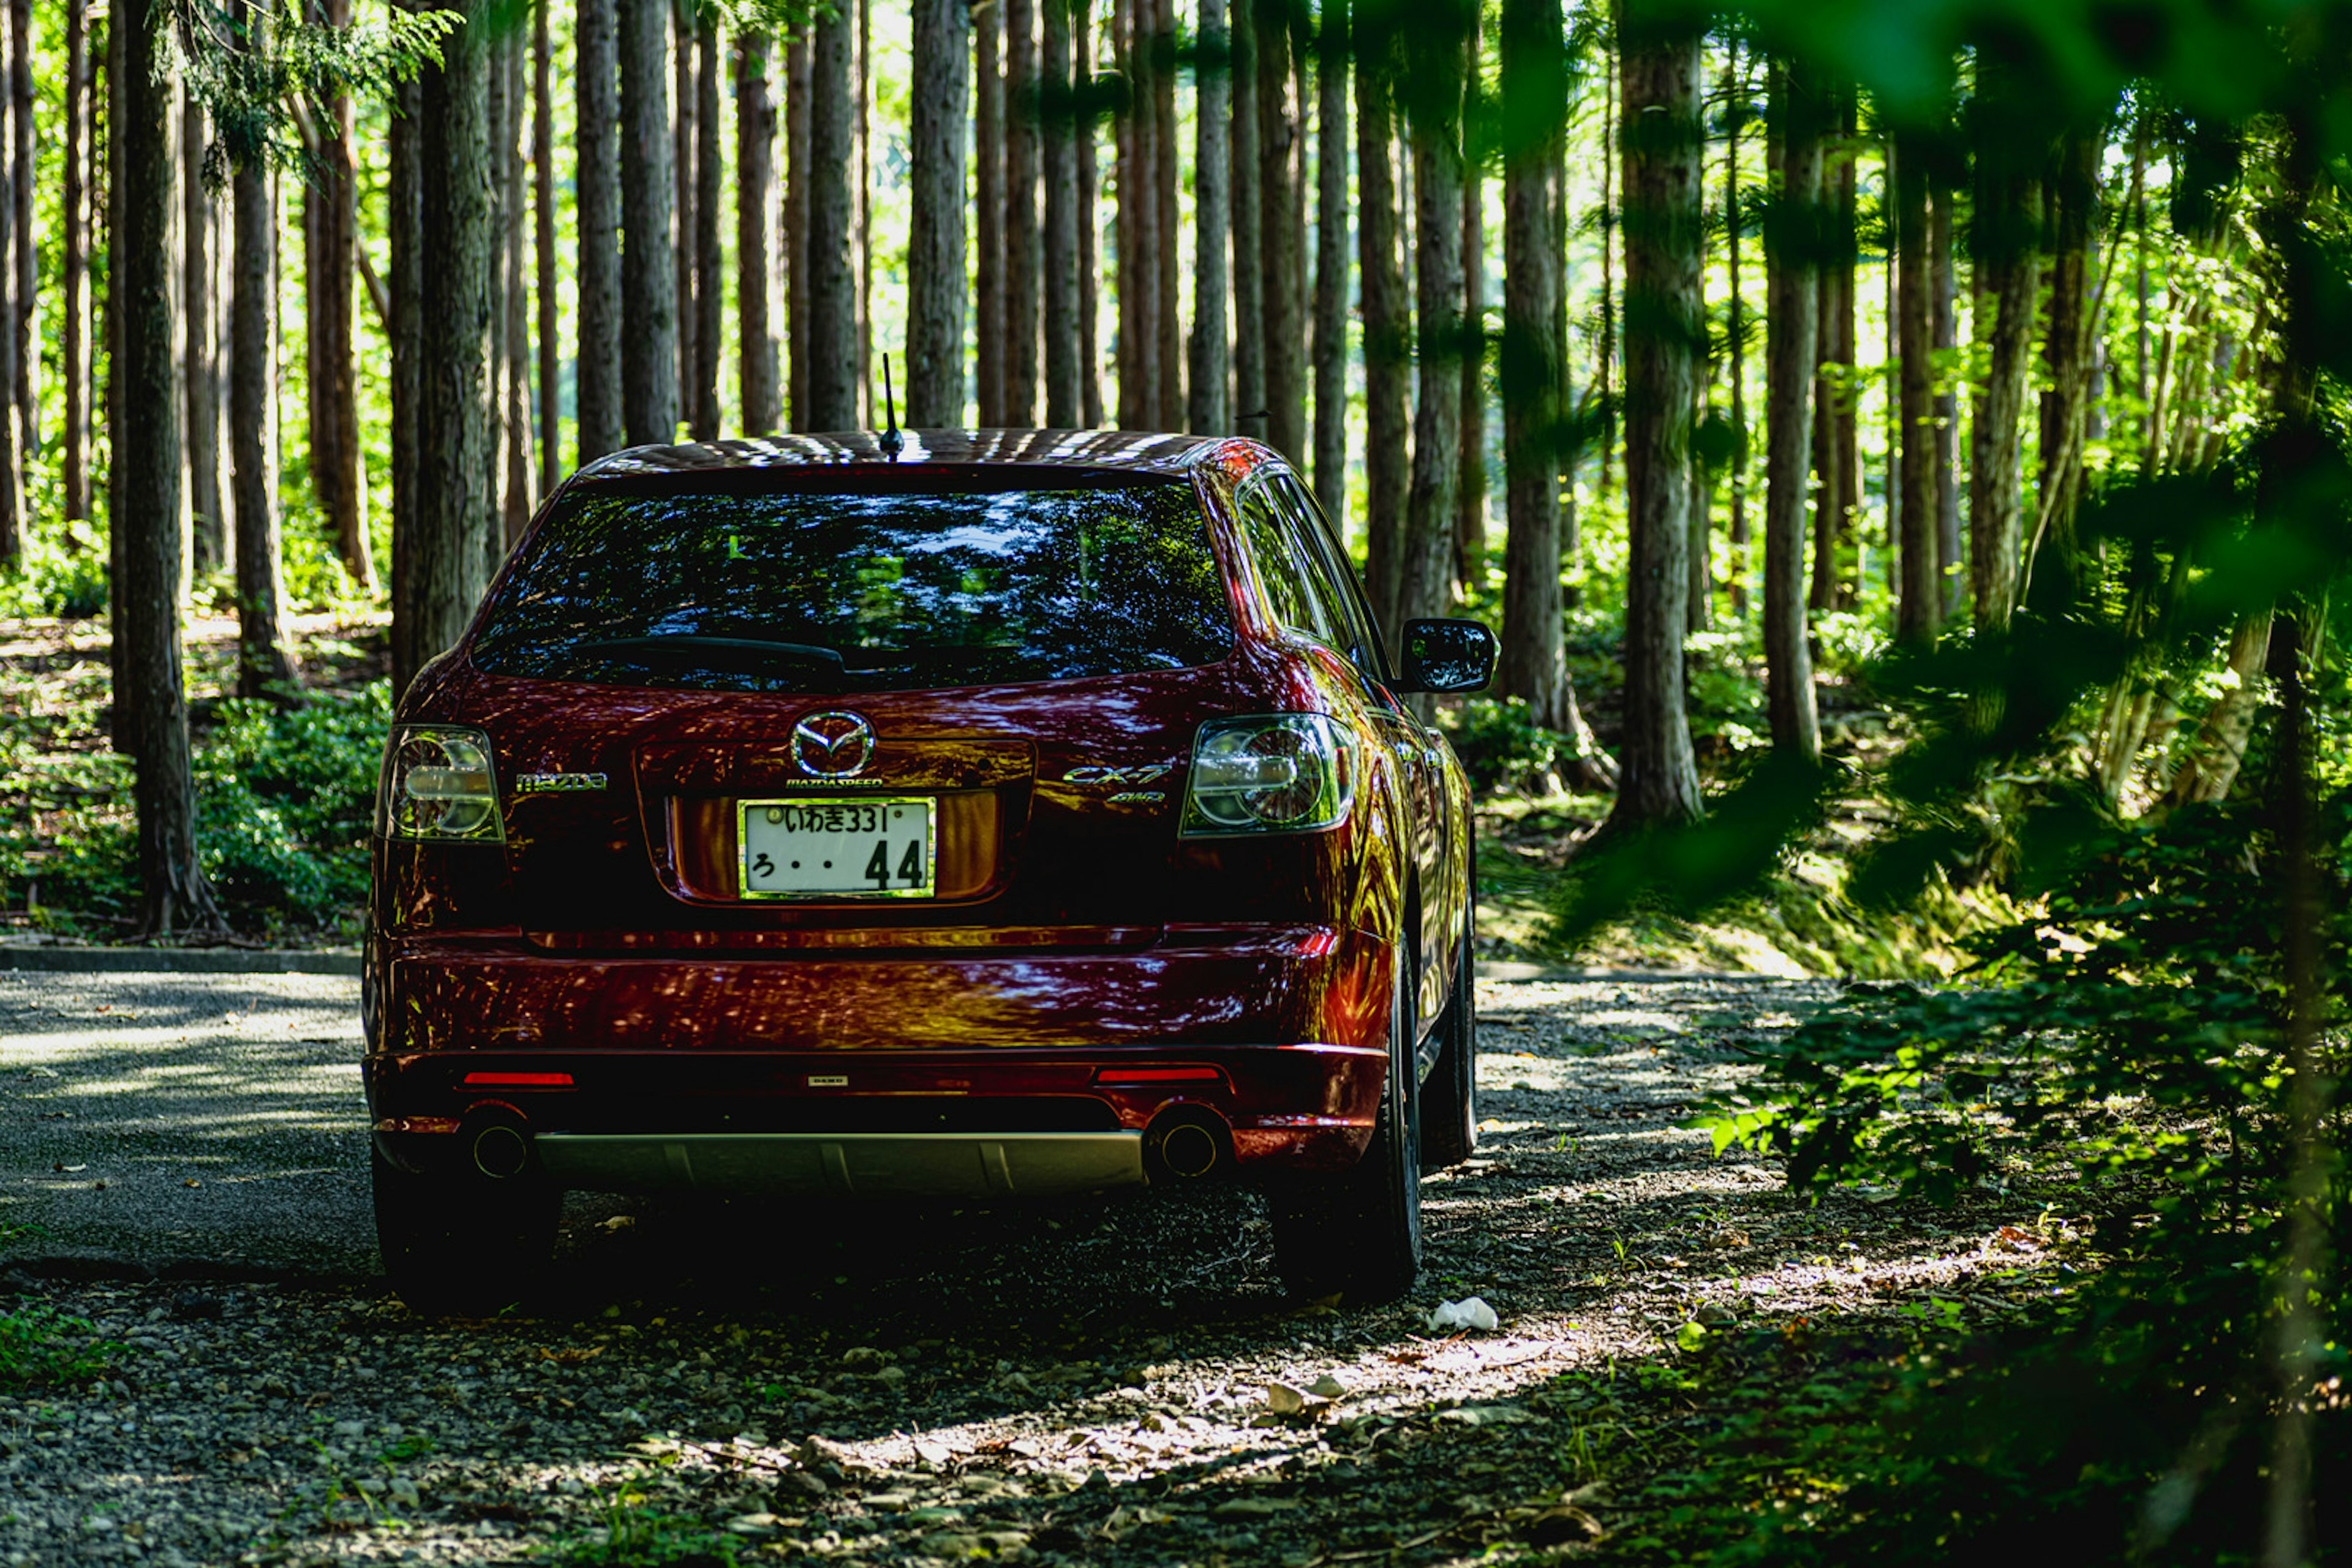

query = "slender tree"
[1968,53,2038,628]
[305,0,368,586]
[1309,0,1347,506]
[184,89,224,576]
[1894,132,1938,642]
[1075,3,1102,426]
[1230,0,1262,437]
[1764,56,1822,761]
[805,1,859,428]
[576,0,624,462]
[0,0,15,569]
[62,0,90,525]
[120,7,222,934]
[1932,175,1961,615]
[1041,0,1081,424]
[1607,7,1705,829]
[1152,0,1181,423]
[403,0,498,697]
[500,35,533,537]
[534,0,560,491]
[692,9,723,440]
[390,43,421,688]
[1257,0,1304,459]
[1116,0,1160,428]
[1395,0,1469,636]
[1004,0,1041,423]
[1355,5,1408,633]
[786,30,812,426]
[9,0,31,458]
[735,31,778,434]
[905,0,962,425]
[1723,37,1747,615]
[673,0,697,421]
[1186,0,1231,435]
[973,0,1003,424]
[1455,9,1485,595]
[231,6,297,699]
[619,0,679,444]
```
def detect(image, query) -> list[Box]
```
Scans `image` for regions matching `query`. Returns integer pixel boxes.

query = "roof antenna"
[880,355,904,459]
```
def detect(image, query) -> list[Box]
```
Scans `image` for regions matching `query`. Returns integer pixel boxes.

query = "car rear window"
[470,477,1236,692]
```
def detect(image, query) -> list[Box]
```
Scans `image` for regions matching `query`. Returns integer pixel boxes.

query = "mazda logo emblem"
[791,711,876,777]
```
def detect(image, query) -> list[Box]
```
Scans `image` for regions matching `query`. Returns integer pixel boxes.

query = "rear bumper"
[364,934,1393,1189]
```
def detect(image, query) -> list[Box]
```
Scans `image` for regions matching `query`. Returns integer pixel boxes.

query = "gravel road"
[0,970,2043,1567]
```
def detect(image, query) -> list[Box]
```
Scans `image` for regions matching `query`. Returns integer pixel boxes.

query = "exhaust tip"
[1144,1107,1229,1182]
[472,1123,532,1180]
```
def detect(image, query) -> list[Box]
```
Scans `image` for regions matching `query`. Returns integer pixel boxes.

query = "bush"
[1438,696,1567,794]
[192,683,391,937]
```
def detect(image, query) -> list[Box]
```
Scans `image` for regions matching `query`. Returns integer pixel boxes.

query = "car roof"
[570,428,1272,485]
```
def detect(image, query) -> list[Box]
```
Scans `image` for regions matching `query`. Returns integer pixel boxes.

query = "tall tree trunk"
[307,0,368,587]
[107,4,127,739]
[501,37,533,538]
[404,0,497,699]
[390,48,421,689]
[1455,24,1485,597]
[1041,0,1081,424]
[0,0,17,569]
[231,18,297,699]
[1594,35,1614,505]
[576,0,624,462]
[2026,126,2100,600]
[1309,0,1346,500]
[673,0,697,424]
[121,9,221,934]
[690,10,723,440]
[1116,0,1159,429]
[184,89,224,578]
[1229,0,1262,437]
[1395,0,1467,639]
[1723,37,1747,616]
[786,31,813,428]
[907,0,965,426]
[1076,4,1102,426]
[1606,9,1705,829]
[62,0,90,526]
[1764,57,1822,761]
[1968,56,2037,629]
[857,0,872,420]
[1153,0,1182,424]
[1894,133,1937,643]
[1187,0,1231,435]
[620,0,680,444]
[1257,0,1303,459]
[735,32,779,434]
[9,0,32,460]
[973,0,1003,424]
[1932,181,1961,618]
[1355,18,1408,635]
[1003,0,1041,423]
[806,3,860,429]
[535,0,560,491]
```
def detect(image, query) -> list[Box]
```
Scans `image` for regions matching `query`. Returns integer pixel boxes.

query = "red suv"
[366,430,1493,1313]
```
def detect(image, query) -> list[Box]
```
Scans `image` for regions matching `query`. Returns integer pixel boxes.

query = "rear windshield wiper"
[576,635,848,673]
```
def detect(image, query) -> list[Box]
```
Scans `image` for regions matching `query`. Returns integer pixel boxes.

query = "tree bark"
[575,0,624,462]
[0,0,17,570]
[1763,57,1822,761]
[1499,0,1568,729]
[1606,9,1706,830]
[1968,56,2037,629]
[107,4,127,737]
[690,9,722,440]
[500,36,533,538]
[1003,0,1041,424]
[183,88,224,578]
[673,0,697,424]
[390,47,421,690]
[973,0,1004,424]
[1932,180,1961,618]
[620,0,679,444]
[62,0,89,526]
[1309,0,1346,500]
[1257,0,1303,459]
[404,0,497,699]
[10,0,32,459]
[304,0,368,587]
[733,35,778,434]
[535,0,560,491]
[1723,38,1747,616]
[1355,20,1408,635]
[121,10,222,935]
[1187,0,1231,435]
[1153,0,1182,424]
[1116,0,1159,429]
[1455,24,1485,596]
[1395,0,1468,641]
[786,31,813,428]
[806,3,861,429]
[903,0,964,426]
[231,19,297,700]
[1076,3,1102,426]
[1894,133,1937,643]
[1229,0,1262,437]
[1041,0,1081,424]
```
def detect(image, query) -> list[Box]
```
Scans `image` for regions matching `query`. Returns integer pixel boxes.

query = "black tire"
[1419,912,1479,1170]
[1268,946,1423,1302]
[372,1145,559,1317]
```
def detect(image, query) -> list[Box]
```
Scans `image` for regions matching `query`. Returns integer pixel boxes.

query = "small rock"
[1308,1373,1349,1400]
[774,1472,829,1503]
[1695,1302,1737,1325]
[1264,1381,1313,1416]
[840,1346,888,1371]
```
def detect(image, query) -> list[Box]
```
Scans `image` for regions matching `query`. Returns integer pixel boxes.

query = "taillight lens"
[1180,715,1354,835]
[376,725,505,843]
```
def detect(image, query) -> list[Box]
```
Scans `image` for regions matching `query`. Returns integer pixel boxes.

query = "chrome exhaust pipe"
[1144,1108,1229,1182]
[471,1123,532,1180]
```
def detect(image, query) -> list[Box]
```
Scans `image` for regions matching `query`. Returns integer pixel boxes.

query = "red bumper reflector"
[461,1071,575,1087]
[1093,1066,1224,1085]
[1293,930,1338,957]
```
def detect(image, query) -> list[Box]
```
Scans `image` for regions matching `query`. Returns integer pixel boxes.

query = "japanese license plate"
[736,797,936,899]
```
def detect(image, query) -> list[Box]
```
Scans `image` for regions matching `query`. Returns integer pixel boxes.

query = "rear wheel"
[372,1145,559,1317]
[1420,912,1479,1170]
[1267,945,1422,1302]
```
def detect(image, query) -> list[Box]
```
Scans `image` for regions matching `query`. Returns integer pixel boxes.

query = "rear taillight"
[1180,714,1354,835]
[377,725,505,843]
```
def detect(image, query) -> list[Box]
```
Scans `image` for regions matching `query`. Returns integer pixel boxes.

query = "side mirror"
[1397,618,1498,694]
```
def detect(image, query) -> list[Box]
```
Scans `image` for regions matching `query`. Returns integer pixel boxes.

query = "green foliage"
[0,1227,122,1392]
[1438,696,1565,794]
[554,1483,741,1567]
[0,526,108,621]
[191,684,391,937]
